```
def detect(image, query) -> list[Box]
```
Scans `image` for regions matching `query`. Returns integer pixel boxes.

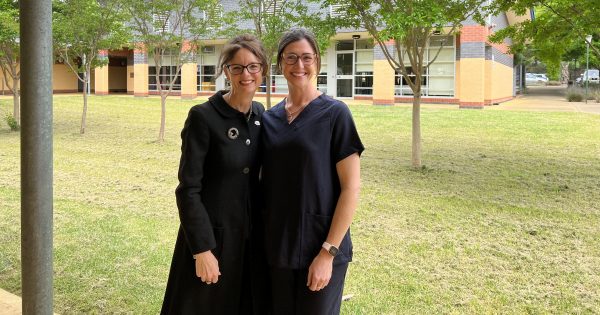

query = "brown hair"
[276,28,321,73]
[217,34,268,77]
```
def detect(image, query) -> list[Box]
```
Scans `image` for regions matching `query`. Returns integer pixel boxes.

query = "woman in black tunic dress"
[161,35,268,315]
[261,28,364,314]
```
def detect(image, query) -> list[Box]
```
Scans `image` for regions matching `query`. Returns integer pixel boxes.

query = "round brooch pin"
[254,120,261,126]
[227,127,239,139]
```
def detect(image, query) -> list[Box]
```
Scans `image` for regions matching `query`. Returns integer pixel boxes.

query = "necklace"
[224,93,252,121]
[285,101,308,122]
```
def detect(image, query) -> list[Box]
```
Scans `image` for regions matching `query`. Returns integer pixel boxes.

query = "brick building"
[0,3,532,109]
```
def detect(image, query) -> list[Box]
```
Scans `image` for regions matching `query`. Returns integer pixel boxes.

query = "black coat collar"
[209,90,260,119]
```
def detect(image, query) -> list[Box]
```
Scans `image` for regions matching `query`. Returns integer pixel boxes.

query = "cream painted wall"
[53,64,78,91]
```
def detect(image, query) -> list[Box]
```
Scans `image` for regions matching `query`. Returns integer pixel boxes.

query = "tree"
[490,0,599,76]
[235,0,338,109]
[125,0,221,142]
[324,0,488,168]
[53,0,130,134]
[0,0,20,126]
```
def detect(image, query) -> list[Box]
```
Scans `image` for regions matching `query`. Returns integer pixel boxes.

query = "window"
[197,46,218,92]
[271,64,288,94]
[394,35,455,97]
[336,40,354,51]
[149,66,181,91]
[148,49,181,91]
[318,57,328,94]
[329,4,347,17]
[200,5,224,22]
[261,1,281,15]
[354,39,373,95]
[152,13,170,34]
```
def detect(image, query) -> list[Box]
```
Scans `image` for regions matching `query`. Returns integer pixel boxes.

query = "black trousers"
[269,263,349,315]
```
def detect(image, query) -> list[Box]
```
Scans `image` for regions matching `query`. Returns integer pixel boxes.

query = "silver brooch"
[254,121,261,126]
[227,127,239,139]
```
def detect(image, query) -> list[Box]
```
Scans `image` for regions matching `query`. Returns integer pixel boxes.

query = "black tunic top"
[161,91,264,315]
[261,94,364,269]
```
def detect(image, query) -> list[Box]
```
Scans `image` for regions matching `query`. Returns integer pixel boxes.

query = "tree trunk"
[80,68,90,134]
[411,93,422,168]
[13,83,20,125]
[265,73,272,109]
[159,93,167,142]
[81,78,88,134]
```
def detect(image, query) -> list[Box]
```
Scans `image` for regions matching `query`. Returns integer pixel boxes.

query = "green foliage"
[490,0,600,69]
[321,0,488,93]
[125,0,222,62]
[0,0,20,90]
[53,0,131,79]
[4,112,18,130]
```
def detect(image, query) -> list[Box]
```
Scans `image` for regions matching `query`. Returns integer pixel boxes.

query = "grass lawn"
[1,95,600,314]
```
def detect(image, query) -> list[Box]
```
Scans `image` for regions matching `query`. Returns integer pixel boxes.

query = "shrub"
[4,114,19,131]
[593,90,600,103]
[565,88,584,102]
[547,81,562,86]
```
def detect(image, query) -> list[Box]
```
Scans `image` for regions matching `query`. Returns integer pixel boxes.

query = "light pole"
[585,35,592,103]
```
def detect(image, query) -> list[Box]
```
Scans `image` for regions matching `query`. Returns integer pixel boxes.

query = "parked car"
[534,73,549,83]
[579,69,600,86]
[526,73,546,86]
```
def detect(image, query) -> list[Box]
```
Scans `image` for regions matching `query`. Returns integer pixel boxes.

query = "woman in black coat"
[161,35,268,315]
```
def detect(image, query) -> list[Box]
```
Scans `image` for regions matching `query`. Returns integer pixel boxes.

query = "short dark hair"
[217,34,268,77]
[276,28,321,73]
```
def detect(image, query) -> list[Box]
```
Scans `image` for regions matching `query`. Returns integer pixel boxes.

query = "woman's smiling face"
[224,47,263,95]
[280,39,319,89]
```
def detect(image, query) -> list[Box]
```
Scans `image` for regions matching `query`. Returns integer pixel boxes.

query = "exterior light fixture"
[352,35,360,39]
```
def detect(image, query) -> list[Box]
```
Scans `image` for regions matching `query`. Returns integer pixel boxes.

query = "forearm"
[325,186,359,247]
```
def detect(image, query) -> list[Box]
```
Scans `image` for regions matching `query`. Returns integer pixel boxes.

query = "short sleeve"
[331,102,364,163]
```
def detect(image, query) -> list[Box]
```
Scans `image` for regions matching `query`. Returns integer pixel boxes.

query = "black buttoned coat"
[161,91,265,315]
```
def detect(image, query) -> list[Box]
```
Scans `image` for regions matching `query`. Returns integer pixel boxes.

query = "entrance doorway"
[336,52,353,98]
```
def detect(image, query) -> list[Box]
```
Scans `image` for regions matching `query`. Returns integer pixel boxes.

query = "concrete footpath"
[0,289,21,315]
[489,85,600,114]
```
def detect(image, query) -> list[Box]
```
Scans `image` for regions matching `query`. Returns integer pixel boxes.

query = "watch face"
[329,246,339,256]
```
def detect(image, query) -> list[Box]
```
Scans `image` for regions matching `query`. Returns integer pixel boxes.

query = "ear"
[223,66,231,81]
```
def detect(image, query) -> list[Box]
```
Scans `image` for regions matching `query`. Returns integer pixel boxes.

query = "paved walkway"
[489,85,600,114]
[0,289,22,315]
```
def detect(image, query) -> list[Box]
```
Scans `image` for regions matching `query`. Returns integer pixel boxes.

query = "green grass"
[1,95,600,314]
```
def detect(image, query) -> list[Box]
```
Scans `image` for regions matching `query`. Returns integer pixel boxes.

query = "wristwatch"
[322,241,339,257]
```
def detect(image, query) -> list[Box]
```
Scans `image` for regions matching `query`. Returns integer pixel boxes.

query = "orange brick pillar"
[458,26,488,108]
[181,62,198,99]
[133,47,148,97]
[372,42,395,105]
[94,50,109,95]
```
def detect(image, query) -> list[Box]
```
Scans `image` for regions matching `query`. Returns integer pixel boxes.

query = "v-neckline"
[278,94,325,126]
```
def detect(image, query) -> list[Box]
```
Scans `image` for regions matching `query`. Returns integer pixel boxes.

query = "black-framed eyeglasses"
[225,63,263,75]
[283,53,317,65]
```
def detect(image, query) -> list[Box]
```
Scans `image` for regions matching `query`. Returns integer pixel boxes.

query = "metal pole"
[585,40,590,104]
[20,0,53,313]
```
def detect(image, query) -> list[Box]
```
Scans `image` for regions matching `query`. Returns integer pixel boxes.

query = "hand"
[307,249,334,291]
[194,250,221,284]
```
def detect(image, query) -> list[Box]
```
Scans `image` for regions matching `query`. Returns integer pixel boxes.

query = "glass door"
[336,52,354,98]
